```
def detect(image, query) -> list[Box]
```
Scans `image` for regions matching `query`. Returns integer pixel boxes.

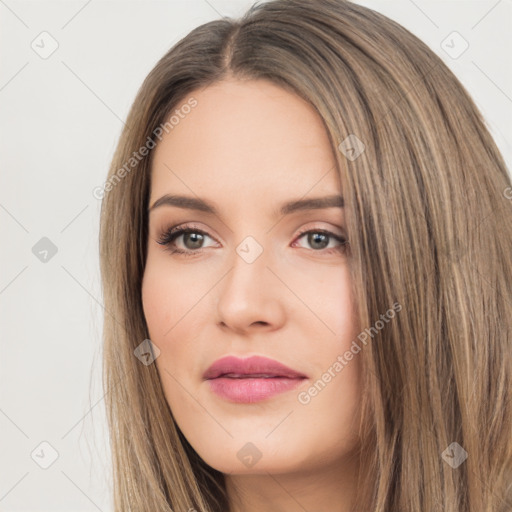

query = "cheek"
[142,283,173,346]
[141,266,195,404]
[141,258,202,339]
[141,258,212,386]
[296,261,359,342]
[332,266,359,340]
[293,265,362,423]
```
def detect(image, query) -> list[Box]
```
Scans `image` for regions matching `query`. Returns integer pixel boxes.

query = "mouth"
[204,355,307,403]
[206,375,306,403]
[203,355,306,380]
[212,373,299,379]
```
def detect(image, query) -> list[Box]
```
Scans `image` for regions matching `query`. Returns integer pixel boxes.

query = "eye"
[293,228,349,255]
[155,224,349,257]
[156,224,218,257]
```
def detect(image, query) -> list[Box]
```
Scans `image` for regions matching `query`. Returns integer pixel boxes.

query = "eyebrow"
[148,194,344,217]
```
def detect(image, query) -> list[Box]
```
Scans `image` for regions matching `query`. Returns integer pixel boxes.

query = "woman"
[98,0,512,510]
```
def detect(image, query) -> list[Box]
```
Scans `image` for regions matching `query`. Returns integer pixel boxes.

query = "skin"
[142,78,363,512]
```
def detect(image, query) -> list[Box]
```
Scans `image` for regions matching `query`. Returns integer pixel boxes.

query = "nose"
[215,242,286,334]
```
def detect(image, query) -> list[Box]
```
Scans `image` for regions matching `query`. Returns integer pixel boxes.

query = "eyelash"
[156,223,349,258]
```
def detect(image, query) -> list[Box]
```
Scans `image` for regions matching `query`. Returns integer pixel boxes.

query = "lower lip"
[207,376,305,403]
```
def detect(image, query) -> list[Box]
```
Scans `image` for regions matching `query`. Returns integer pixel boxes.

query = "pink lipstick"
[203,355,307,403]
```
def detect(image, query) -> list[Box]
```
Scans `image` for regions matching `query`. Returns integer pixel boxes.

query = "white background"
[1,1,511,510]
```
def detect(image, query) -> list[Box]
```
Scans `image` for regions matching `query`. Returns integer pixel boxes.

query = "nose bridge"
[225,233,271,293]
[235,234,266,267]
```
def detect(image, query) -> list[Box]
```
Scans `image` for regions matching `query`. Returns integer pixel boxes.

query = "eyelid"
[294,223,347,239]
[156,222,219,247]
[155,221,348,255]
[156,221,345,241]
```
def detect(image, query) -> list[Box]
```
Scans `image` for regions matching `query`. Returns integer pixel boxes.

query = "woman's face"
[142,78,362,475]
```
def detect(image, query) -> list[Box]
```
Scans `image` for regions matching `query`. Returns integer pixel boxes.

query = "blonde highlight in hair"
[99,1,512,510]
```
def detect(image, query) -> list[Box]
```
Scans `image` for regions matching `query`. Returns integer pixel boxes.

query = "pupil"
[309,233,328,249]
[185,232,203,249]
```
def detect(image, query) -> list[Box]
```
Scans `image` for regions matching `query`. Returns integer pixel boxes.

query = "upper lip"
[203,355,307,380]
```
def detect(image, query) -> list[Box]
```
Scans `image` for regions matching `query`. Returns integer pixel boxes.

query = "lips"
[203,355,306,380]
[203,355,307,403]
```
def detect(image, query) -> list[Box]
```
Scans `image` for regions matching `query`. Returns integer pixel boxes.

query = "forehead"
[150,78,341,206]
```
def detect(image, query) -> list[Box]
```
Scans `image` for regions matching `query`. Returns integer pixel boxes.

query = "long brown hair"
[99,0,512,510]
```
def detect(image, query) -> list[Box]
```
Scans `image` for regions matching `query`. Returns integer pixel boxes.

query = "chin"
[189,434,313,476]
